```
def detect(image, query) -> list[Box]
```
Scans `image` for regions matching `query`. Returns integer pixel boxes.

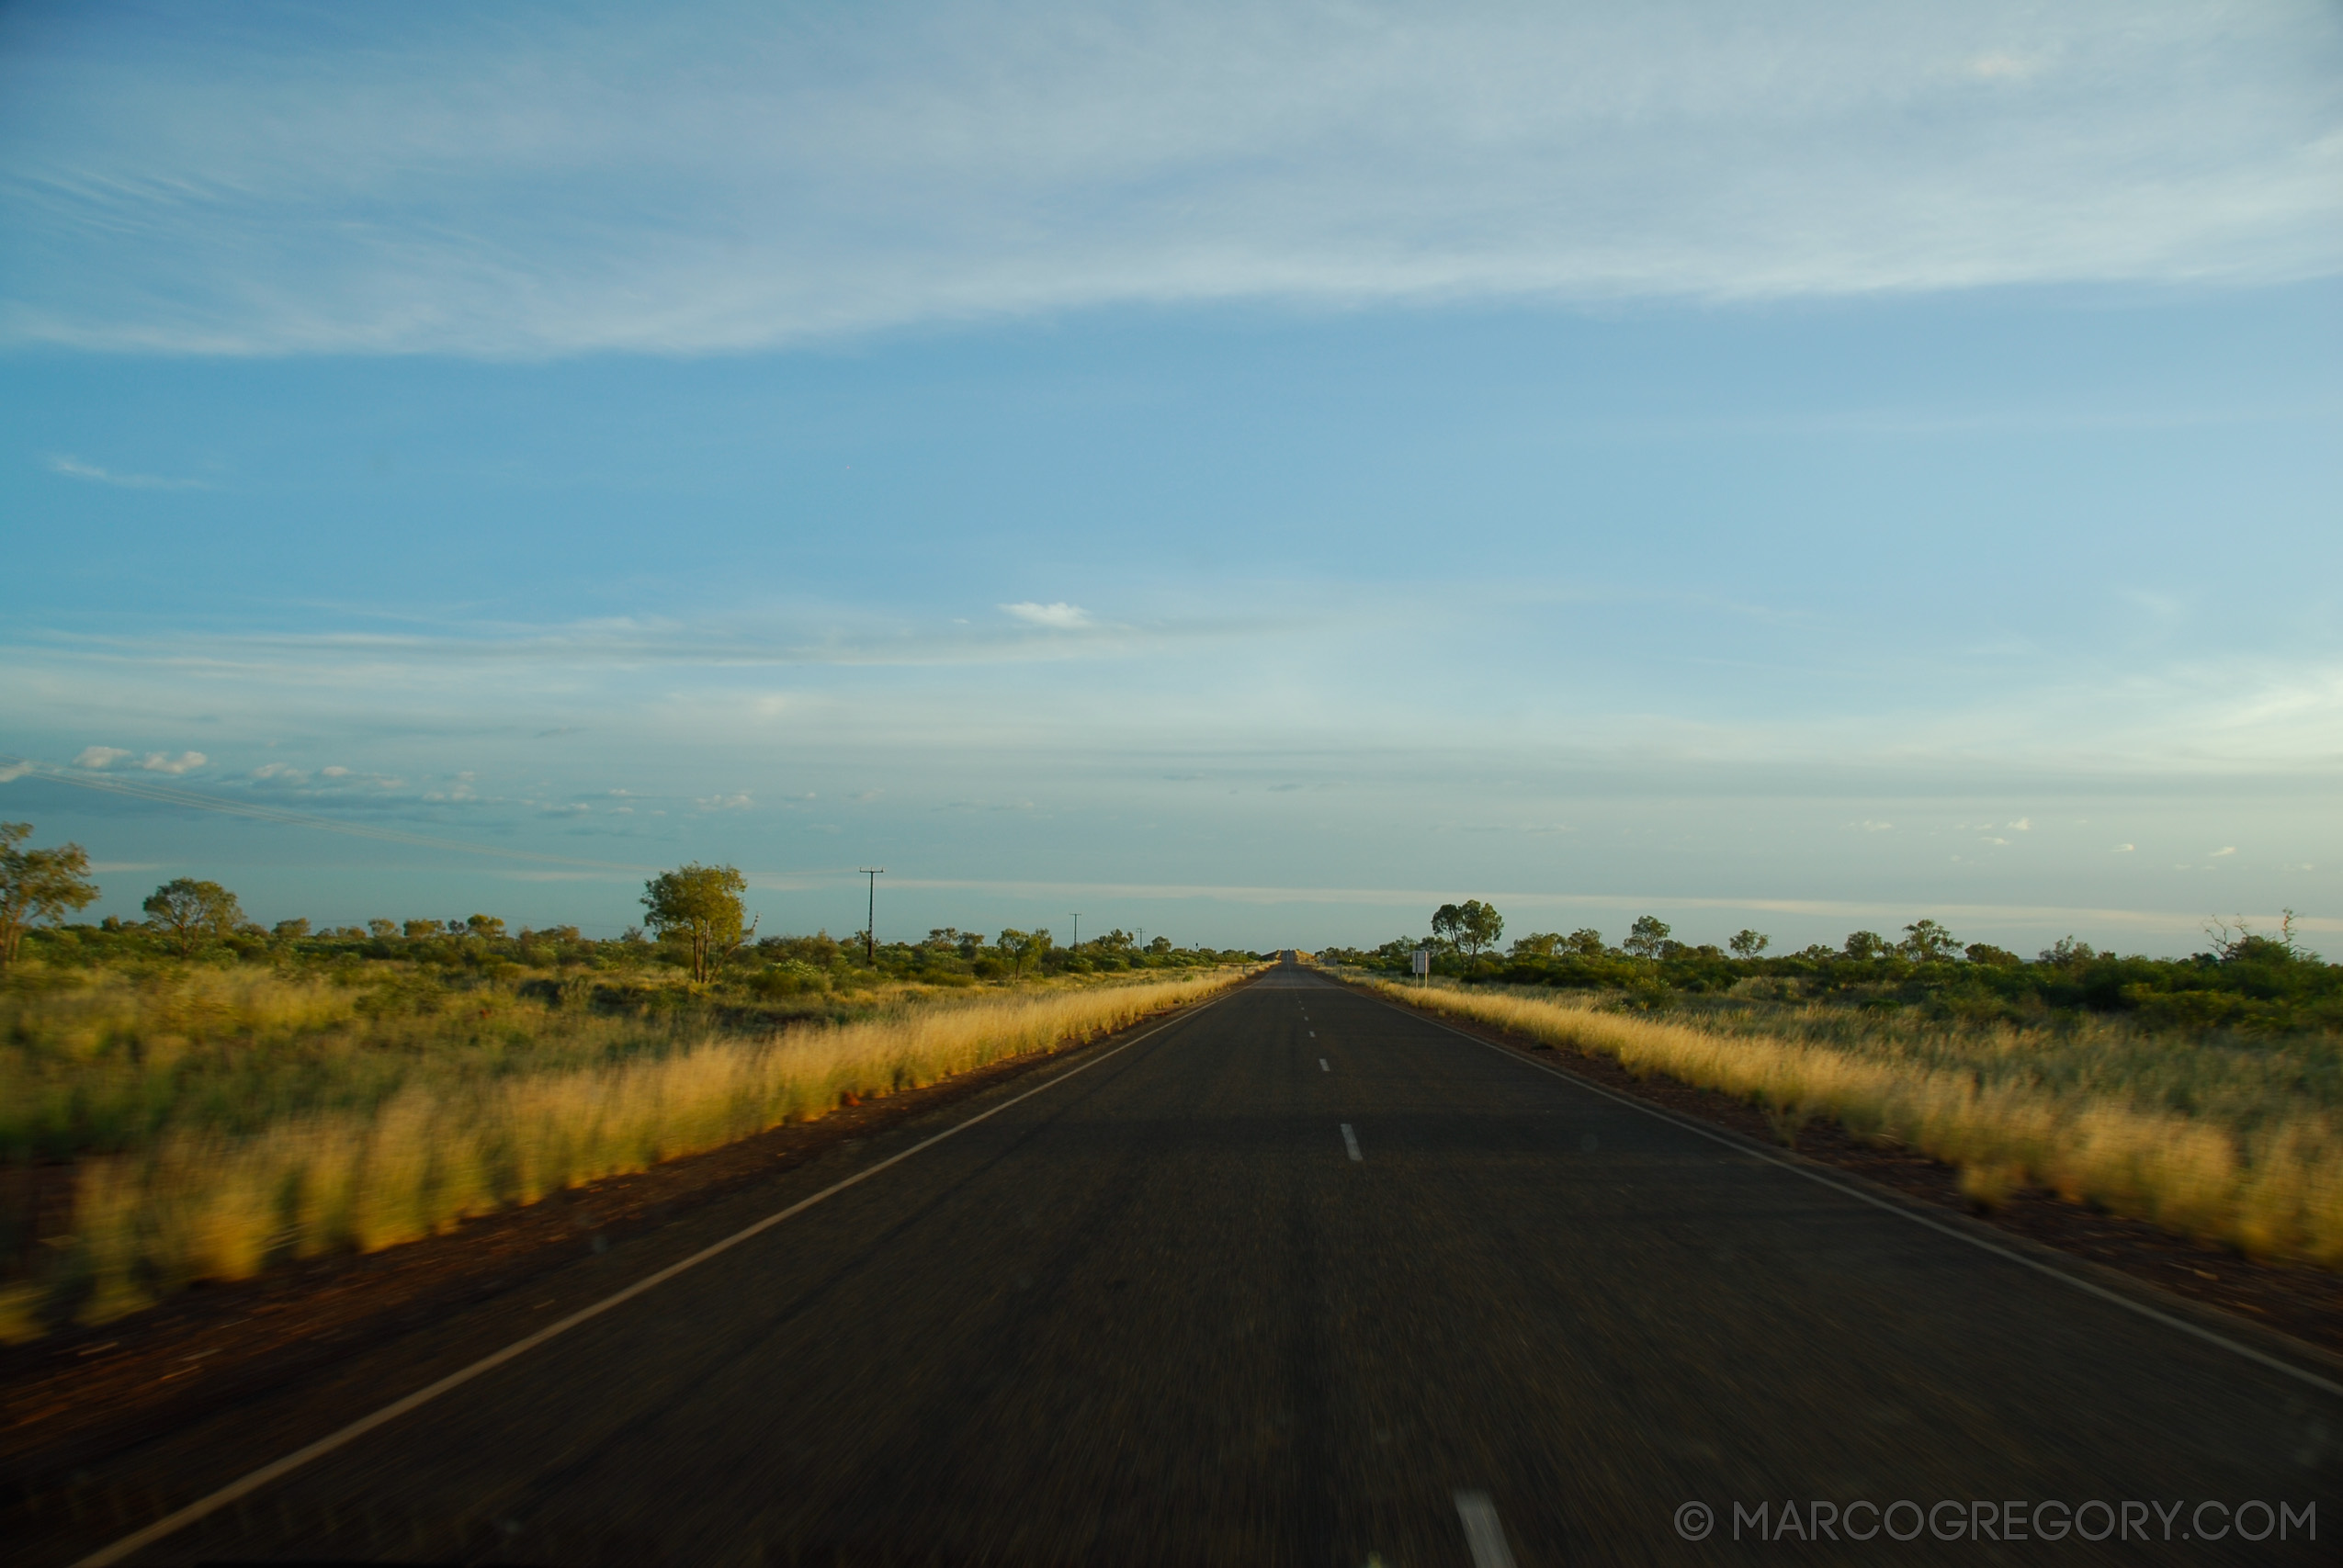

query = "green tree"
[994,928,1051,977]
[641,863,756,983]
[1841,930,1891,961]
[1623,915,1673,958]
[1728,929,1771,959]
[1899,919,1960,962]
[0,822,99,965]
[1511,931,1563,958]
[143,878,244,956]
[1432,899,1504,960]
[465,913,506,939]
[1564,928,1605,957]
[272,917,311,939]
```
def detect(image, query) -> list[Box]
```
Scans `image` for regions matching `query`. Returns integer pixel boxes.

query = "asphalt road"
[28,962,2341,1565]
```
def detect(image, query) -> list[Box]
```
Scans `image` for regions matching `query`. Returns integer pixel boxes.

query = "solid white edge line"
[1454,1489,1518,1568]
[70,987,1239,1568]
[1357,984,2343,1403]
[1319,1058,1330,1072]
[1341,1122,1363,1161]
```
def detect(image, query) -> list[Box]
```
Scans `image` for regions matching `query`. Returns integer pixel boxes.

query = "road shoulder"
[0,983,1250,1490]
[1330,971,2343,1373]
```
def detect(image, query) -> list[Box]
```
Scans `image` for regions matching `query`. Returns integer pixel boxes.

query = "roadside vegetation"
[0,823,1260,1339]
[1326,907,2343,1268]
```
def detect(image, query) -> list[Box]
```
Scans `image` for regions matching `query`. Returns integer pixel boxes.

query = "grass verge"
[0,969,1250,1339]
[1364,978,2343,1269]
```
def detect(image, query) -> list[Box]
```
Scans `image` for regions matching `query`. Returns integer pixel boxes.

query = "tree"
[1564,928,1605,957]
[1432,899,1504,960]
[1728,929,1771,959]
[143,878,243,956]
[994,928,1051,977]
[0,823,99,965]
[1623,915,1672,959]
[640,863,756,983]
[465,913,506,939]
[1841,930,1891,961]
[1511,931,1563,958]
[1899,919,1960,962]
[273,918,311,940]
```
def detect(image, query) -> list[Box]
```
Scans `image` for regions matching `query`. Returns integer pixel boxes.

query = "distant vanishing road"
[33,961,2341,1565]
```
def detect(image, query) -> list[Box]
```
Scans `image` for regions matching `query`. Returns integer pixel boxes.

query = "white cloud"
[1002,602,1095,629]
[69,744,205,772]
[0,762,30,784]
[2114,843,2135,852]
[48,457,208,491]
[2211,845,2236,856]
[4,3,2335,357]
[696,792,754,810]
[2008,818,2031,830]
[1964,52,2041,81]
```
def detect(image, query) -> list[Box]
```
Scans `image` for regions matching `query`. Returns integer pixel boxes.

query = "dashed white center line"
[1340,1123,1362,1161]
[1319,1058,1330,1072]
[1454,1491,1517,1568]
[1308,1030,1316,1037]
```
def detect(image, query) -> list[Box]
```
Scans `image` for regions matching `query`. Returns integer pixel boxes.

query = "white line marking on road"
[1319,1058,1330,1072]
[1455,1490,1518,1568]
[1375,994,2343,1402]
[1308,1030,1316,1037]
[1341,1123,1363,1161]
[67,989,1242,1568]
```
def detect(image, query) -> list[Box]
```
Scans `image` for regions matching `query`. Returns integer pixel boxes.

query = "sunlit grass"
[1366,978,2343,1268]
[0,966,1249,1339]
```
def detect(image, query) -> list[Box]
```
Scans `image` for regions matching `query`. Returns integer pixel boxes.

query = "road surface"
[27,962,2340,1564]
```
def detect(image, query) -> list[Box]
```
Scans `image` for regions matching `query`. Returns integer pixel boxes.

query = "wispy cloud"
[70,745,201,773]
[48,457,208,491]
[4,3,2335,356]
[695,792,754,811]
[1002,602,1094,629]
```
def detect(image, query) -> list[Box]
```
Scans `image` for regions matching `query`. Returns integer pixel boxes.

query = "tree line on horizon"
[1320,900,2342,1034]
[0,828,1257,985]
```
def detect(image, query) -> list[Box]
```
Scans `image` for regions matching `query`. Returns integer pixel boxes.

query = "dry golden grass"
[0,969,1249,1339]
[1368,979,2343,1268]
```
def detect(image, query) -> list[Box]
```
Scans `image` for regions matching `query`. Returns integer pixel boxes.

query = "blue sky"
[4,2,2339,953]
